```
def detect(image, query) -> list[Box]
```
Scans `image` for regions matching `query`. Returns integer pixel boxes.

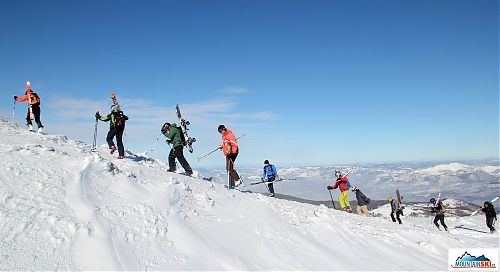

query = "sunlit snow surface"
[0,119,497,271]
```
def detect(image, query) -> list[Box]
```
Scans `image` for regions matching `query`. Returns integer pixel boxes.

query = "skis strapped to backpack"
[111,92,119,108]
[175,104,196,153]
[396,189,405,214]
[26,81,34,121]
[471,196,500,216]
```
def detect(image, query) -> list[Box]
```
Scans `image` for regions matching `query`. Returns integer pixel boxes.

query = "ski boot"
[184,170,193,176]
[117,156,124,159]
[110,146,117,154]
[269,193,275,197]
[28,124,33,131]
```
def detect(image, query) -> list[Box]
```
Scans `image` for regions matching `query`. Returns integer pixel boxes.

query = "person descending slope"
[352,187,371,216]
[262,160,280,197]
[218,125,240,189]
[161,122,193,176]
[14,84,44,132]
[95,106,128,159]
[432,200,448,231]
[480,201,497,233]
[388,197,403,224]
[327,170,352,213]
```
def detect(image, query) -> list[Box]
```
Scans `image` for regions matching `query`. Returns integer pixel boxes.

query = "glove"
[166,139,172,144]
[327,186,333,190]
[218,145,222,150]
[14,96,18,100]
[95,111,100,118]
[278,178,283,181]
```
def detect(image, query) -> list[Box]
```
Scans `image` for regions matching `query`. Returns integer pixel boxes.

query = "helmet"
[217,124,225,133]
[484,201,490,206]
[387,197,393,203]
[430,198,436,204]
[264,160,269,165]
[335,170,342,177]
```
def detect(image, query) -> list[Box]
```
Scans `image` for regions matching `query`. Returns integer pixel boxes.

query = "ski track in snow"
[0,119,498,271]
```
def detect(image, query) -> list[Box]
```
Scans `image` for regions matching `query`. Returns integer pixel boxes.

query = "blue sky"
[0,0,498,168]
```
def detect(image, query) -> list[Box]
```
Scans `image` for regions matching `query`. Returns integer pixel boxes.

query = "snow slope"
[0,119,498,271]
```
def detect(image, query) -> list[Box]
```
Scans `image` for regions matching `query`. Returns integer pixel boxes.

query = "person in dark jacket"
[262,160,280,197]
[480,201,497,233]
[96,106,128,159]
[388,197,403,224]
[433,200,448,231]
[162,122,193,176]
[352,187,370,216]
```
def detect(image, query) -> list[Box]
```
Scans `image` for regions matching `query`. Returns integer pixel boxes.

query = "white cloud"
[217,87,253,95]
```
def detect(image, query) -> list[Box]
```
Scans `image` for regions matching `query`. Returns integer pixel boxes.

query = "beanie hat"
[264,160,269,164]
[218,124,225,132]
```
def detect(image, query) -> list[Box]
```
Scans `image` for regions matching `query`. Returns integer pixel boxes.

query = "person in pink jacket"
[218,125,240,188]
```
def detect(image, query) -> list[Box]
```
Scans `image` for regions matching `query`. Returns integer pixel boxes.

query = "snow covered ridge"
[0,118,498,271]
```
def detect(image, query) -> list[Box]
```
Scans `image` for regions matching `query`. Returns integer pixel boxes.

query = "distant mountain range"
[199,161,499,204]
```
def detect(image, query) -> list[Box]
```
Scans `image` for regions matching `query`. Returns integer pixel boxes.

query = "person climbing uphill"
[95,106,128,159]
[327,170,352,213]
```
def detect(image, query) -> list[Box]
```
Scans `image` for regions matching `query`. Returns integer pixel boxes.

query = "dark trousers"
[26,104,43,128]
[168,145,192,173]
[106,127,125,156]
[226,153,239,187]
[434,214,448,230]
[267,176,275,194]
[391,210,403,224]
[486,217,497,231]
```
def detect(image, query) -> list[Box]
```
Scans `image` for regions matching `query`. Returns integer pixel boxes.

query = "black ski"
[175,104,196,153]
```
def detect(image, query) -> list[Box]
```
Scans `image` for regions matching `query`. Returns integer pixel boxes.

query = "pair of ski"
[471,196,500,216]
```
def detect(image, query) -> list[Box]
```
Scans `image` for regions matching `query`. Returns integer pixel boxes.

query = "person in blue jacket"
[262,160,280,197]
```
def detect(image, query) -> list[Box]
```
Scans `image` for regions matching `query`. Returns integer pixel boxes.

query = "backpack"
[264,165,276,179]
[177,126,187,146]
[30,92,41,104]
[338,177,351,190]
[113,110,127,128]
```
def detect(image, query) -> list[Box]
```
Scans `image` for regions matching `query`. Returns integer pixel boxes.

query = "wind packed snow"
[0,119,498,271]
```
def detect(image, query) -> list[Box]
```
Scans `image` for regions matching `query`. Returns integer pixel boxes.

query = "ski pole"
[197,133,248,162]
[92,117,98,150]
[197,147,220,162]
[328,189,336,209]
[12,100,16,123]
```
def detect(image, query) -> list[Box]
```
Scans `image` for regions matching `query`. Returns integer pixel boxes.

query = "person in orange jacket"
[218,125,240,188]
[14,89,44,132]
